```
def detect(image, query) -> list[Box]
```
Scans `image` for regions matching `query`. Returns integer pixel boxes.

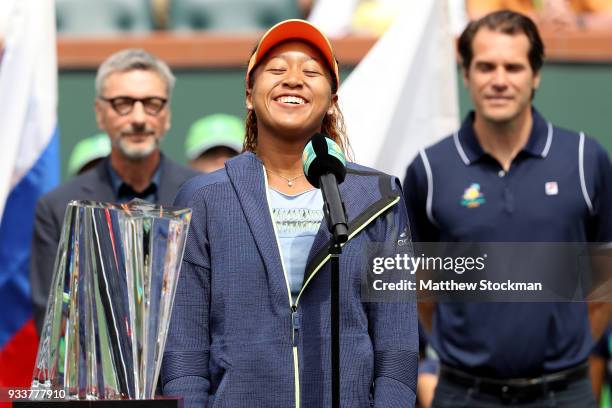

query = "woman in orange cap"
[162,19,418,408]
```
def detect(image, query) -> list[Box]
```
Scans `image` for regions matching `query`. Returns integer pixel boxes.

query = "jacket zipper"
[264,167,401,407]
[291,306,301,407]
[294,195,401,307]
[264,168,301,408]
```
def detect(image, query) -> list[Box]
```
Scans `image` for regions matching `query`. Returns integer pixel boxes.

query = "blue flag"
[0,0,59,388]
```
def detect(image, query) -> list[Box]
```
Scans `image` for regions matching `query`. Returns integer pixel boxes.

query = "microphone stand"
[330,241,341,408]
[320,173,348,408]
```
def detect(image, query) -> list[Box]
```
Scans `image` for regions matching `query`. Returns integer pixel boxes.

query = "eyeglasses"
[99,96,168,116]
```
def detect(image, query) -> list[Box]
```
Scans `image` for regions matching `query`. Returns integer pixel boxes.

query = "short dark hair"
[458,10,545,74]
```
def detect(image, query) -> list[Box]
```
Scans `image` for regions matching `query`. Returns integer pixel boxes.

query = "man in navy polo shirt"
[403,10,611,407]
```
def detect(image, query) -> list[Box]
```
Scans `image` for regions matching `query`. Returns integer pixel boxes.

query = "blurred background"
[1,1,612,406]
[54,0,612,179]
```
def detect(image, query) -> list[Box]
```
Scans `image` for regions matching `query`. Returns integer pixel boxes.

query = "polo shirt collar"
[455,108,553,165]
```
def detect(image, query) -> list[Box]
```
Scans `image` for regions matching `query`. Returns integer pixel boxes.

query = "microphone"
[302,133,348,244]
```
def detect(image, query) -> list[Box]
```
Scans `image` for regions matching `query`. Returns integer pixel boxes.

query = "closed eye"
[303,70,322,77]
[266,68,286,74]
[474,62,495,72]
[505,64,525,73]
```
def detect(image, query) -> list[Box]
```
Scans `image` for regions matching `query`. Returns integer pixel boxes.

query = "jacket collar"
[225,152,290,305]
[225,152,396,301]
[83,157,115,199]
[156,154,191,204]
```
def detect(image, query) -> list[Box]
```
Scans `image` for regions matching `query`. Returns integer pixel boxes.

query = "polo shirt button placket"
[498,167,514,214]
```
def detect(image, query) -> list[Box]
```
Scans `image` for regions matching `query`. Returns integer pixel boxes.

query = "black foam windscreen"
[303,133,346,188]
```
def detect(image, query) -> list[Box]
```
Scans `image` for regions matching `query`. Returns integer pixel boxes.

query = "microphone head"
[302,133,346,188]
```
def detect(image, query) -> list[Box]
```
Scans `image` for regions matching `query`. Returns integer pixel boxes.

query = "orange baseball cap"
[246,19,340,90]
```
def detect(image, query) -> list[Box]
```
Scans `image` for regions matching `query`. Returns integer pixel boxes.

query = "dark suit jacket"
[29,154,199,335]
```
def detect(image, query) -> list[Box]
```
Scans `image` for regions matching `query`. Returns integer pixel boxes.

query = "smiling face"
[246,40,337,145]
[464,28,541,127]
[95,69,171,161]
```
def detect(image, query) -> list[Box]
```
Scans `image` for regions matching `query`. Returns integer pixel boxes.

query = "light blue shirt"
[269,188,324,299]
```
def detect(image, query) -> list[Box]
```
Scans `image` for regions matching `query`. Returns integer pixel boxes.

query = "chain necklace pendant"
[266,168,302,188]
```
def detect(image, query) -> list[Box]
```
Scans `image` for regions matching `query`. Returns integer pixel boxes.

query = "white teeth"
[277,96,306,105]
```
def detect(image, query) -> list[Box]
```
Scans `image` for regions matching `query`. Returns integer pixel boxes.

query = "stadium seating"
[56,0,153,36]
[169,0,300,32]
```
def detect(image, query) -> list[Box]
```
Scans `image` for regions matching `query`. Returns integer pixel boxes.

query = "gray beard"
[116,137,159,160]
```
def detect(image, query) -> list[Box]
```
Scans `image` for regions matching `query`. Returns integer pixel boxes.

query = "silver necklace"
[266,168,303,187]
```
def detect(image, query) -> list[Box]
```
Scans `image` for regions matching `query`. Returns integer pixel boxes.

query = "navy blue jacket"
[162,152,419,407]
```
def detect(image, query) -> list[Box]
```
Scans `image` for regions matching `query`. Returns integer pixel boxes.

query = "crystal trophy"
[31,199,191,400]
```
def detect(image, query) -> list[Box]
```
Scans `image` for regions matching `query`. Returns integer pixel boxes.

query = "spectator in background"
[0,4,6,63]
[184,113,244,173]
[309,0,468,37]
[66,132,111,176]
[298,0,314,18]
[30,48,199,335]
[417,323,440,408]
[467,0,612,31]
[568,0,612,30]
[467,0,537,20]
[350,0,399,36]
[403,10,611,406]
[591,322,612,407]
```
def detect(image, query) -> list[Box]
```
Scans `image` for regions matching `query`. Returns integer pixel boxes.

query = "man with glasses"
[30,49,199,335]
